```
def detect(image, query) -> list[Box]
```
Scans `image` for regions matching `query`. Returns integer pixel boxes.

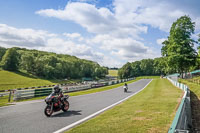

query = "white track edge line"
[53,79,153,133]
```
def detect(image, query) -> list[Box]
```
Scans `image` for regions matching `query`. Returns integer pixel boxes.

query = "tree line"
[0,47,108,79]
[119,15,200,78]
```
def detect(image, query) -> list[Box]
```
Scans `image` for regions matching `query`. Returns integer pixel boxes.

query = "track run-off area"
[0,79,182,133]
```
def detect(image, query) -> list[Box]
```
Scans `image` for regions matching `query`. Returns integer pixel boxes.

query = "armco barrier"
[167,77,192,133]
[13,78,135,101]
[34,88,53,97]
[14,89,35,101]
[65,85,91,93]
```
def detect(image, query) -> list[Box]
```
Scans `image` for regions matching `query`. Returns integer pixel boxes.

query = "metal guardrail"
[167,77,192,133]
[12,78,134,101]
[0,92,9,97]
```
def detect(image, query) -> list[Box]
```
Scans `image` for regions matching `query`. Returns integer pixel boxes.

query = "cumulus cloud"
[156,38,167,45]
[63,32,84,41]
[36,2,147,39]
[114,0,200,32]
[0,24,56,47]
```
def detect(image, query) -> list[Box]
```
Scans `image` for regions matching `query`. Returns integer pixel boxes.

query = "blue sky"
[0,0,200,67]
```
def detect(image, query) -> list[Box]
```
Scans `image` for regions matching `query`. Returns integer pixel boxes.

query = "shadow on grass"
[190,91,200,132]
[52,110,82,117]
[14,71,38,79]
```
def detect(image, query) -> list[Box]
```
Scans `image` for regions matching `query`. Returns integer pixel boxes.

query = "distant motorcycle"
[123,83,128,92]
[44,92,69,117]
[123,86,128,92]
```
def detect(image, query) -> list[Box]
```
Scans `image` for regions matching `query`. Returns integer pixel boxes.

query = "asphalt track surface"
[0,79,151,133]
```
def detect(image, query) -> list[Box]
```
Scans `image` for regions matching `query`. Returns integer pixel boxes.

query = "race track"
[0,79,152,133]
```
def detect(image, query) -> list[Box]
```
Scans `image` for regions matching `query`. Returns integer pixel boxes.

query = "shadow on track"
[124,91,132,93]
[52,110,82,117]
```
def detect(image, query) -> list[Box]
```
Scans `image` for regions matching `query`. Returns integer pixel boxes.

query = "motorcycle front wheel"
[44,106,53,117]
[62,101,69,112]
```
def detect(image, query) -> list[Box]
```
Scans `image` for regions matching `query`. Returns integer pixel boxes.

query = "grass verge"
[179,79,200,130]
[66,78,183,133]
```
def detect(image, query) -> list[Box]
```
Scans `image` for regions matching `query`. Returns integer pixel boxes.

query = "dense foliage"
[119,16,200,79]
[0,47,108,79]
[0,47,19,71]
[118,58,169,78]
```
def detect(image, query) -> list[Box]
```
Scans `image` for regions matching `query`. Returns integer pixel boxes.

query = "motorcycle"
[44,92,69,117]
[123,86,128,92]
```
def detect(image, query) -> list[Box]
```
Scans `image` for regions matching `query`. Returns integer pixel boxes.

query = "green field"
[66,79,183,133]
[0,70,79,91]
[108,70,118,77]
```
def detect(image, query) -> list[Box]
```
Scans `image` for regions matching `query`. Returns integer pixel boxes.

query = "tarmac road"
[0,79,152,133]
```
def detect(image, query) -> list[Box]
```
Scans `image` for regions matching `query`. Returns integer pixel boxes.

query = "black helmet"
[54,85,61,93]
[125,83,127,86]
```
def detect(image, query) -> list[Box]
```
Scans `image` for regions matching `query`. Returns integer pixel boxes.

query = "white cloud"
[63,32,84,41]
[156,38,167,45]
[0,24,56,47]
[36,2,147,39]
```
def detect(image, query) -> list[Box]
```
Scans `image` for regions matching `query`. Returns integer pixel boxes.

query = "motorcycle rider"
[123,83,128,92]
[53,85,64,107]
[54,85,62,95]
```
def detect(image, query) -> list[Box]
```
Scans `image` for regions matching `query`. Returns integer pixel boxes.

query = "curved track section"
[0,79,151,133]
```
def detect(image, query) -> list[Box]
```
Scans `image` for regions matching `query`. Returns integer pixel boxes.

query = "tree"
[161,15,197,77]
[0,47,7,62]
[131,61,141,77]
[0,47,19,71]
[140,59,154,75]
[118,62,132,78]
[20,53,35,73]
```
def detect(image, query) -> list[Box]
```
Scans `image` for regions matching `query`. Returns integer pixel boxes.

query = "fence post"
[8,90,11,102]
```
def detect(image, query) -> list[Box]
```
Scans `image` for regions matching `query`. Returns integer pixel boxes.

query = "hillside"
[0,70,80,91]
[0,47,108,80]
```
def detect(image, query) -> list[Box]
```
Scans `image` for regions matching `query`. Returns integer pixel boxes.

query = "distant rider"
[123,83,128,92]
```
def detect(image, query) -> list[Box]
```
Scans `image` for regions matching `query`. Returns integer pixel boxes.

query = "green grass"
[66,79,183,133]
[0,70,79,91]
[108,70,118,77]
[179,79,200,98]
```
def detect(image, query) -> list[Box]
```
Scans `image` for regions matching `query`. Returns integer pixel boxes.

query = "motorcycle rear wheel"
[44,106,53,117]
[62,101,69,112]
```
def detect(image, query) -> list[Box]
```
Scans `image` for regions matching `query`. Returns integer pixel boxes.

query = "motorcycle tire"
[62,101,69,112]
[44,106,53,117]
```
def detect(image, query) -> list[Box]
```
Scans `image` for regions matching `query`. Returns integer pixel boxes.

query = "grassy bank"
[179,79,200,130]
[66,78,183,133]
[0,70,79,91]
